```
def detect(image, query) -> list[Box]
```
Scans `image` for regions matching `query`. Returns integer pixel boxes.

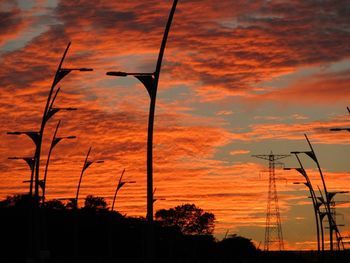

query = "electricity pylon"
[252,151,289,251]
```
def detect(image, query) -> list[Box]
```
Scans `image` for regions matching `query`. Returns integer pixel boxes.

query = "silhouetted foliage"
[155,203,215,235]
[4,195,345,262]
[83,195,108,211]
[217,234,258,258]
[64,198,77,209]
[44,199,65,210]
[0,193,32,208]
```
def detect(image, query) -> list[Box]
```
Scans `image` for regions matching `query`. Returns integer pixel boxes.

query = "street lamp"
[106,1,178,259]
[285,153,323,252]
[291,134,344,251]
[42,120,76,203]
[32,42,92,203]
[8,156,35,195]
[106,0,178,226]
[111,169,136,212]
[75,147,103,208]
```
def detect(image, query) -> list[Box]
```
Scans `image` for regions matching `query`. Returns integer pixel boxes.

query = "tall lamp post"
[106,0,178,259]
[8,43,92,204]
[108,169,135,257]
[34,42,92,203]
[292,134,343,250]
[285,152,323,252]
[42,120,76,203]
[111,169,136,212]
[75,147,104,208]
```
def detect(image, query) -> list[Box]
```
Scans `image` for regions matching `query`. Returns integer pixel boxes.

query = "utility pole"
[253,151,289,251]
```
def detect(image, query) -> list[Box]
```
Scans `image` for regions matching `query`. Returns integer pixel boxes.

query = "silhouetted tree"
[83,195,108,211]
[44,199,65,210]
[0,194,32,208]
[155,203,215,235]
[65,198,77,209]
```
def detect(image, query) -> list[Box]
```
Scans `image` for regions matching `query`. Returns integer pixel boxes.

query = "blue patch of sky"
[2,0,59,53]
[256,59,350,92]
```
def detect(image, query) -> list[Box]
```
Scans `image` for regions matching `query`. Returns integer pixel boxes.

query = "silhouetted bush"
[216,234,258,259]
[0,195,261,262]
[155,203,215,235]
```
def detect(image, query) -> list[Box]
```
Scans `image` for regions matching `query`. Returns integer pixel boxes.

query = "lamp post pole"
[34,43,93,204]
[303,134,335,251]
[111,169,136,212]
[287,153,323,253]
[106,1,178,259]
[75,147,104,208]
[108,169,135,257]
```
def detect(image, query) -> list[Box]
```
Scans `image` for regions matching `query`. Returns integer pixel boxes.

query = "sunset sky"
[1,0,350,250]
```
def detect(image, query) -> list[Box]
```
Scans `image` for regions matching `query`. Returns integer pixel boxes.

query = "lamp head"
[7,131,21,135]
[106,71,128,77]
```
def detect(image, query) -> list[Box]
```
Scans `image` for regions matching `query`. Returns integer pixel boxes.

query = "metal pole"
[111,169,126,212]
[75,147,91,208]
[294,154,321,253]
[304,134,334,251]
[146,0,178,260]
[34,43,71,203]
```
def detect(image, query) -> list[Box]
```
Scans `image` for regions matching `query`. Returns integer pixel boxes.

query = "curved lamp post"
[8,156,35,195]
[8,43,92,204]
[106,0,178,225]
[111,169,136,212]
[42,120,76,203]
[34,42,92,204]
[293,134,343,251]
[75,147,103,208]
[106,1,178,259]
[285,152,323,252]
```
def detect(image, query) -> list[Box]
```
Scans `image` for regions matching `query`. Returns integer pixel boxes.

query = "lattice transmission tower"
[252,152,289,251]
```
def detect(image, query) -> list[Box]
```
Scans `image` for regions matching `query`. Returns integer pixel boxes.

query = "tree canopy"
[155,203,215,235]
[83,195,108,211]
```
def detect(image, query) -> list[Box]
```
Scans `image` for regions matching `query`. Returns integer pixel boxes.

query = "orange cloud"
[1,0,350,251]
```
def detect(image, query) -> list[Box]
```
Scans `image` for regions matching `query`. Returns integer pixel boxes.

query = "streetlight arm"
[106,71,154,76]
[106,71,128,76]
[61,68,93,71]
